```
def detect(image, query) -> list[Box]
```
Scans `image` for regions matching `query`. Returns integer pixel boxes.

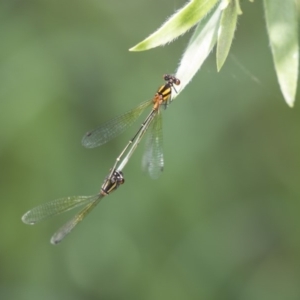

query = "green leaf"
[130,0,219,52]
[172,2,222,99]
[234,0,243,14]
[263,0,299,107]
[217,0,239,71]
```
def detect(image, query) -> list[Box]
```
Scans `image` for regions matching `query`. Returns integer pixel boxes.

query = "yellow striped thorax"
[153,74,180,110]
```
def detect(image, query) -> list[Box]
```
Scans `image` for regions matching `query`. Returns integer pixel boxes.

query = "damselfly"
[22,75,180,244]
[22,170,124,244]
[82,74,180,178]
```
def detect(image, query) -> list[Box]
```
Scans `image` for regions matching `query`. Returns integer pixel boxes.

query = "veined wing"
[22,194,100,225]
[82,100,151,148]
[51,197,102,244]
[142,111,164,179]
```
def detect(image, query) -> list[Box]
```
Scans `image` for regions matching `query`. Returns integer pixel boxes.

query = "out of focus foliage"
[0,1,300,300]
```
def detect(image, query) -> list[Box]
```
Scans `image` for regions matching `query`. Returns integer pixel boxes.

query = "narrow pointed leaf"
[264,0,299,107]
[234,0,243,15]
[217,0,239,71]
[173,2,222,99]
[130,0,219,52]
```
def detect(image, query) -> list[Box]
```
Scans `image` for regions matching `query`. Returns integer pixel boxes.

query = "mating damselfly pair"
[22,75,180,244]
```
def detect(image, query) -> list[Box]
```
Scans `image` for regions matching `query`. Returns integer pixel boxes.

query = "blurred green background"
[1,1,300,299]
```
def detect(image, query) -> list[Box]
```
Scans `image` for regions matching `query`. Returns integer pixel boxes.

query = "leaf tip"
[129,45,142,52]
[285,96,295,108]
[129,40,152,52]
[128,46,137,52]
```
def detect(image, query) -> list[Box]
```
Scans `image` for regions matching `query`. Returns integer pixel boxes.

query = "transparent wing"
[50,196,102,244]
[22,194,100,225]
[82,100,151,148]
[142,111,164,179]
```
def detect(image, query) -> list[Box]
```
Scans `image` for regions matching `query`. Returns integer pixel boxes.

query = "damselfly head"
[163,74,181,86]
[101,170,125,195]
[112,170,125,185]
